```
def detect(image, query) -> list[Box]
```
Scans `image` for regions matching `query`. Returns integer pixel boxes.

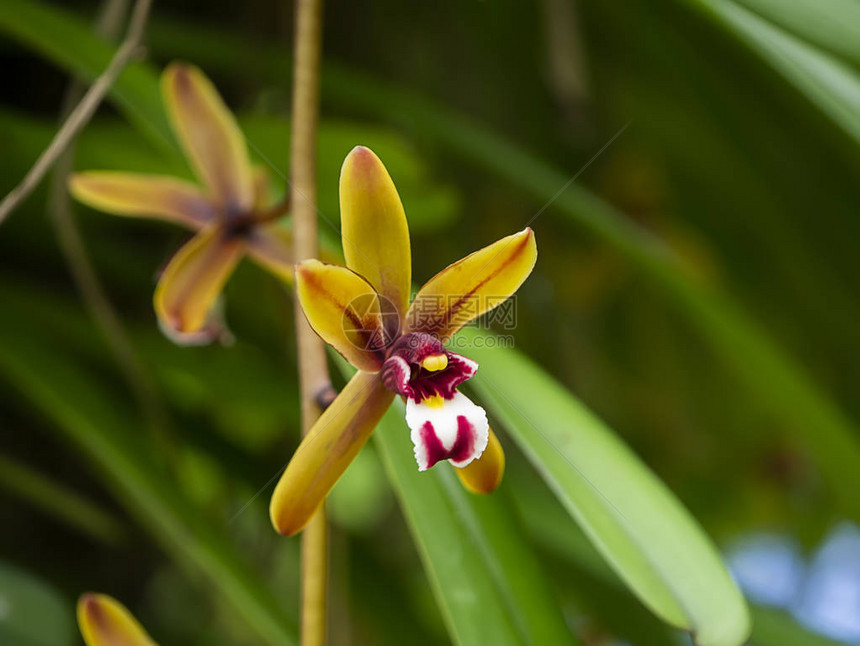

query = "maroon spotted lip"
[380,332,478,402]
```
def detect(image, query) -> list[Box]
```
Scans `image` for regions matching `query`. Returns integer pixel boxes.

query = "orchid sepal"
[77,593,157,646]
[340,146,411,318]
[270,370,395,536]
[455,427,505,494]
[162,62,255,212]
[406,227,537,342]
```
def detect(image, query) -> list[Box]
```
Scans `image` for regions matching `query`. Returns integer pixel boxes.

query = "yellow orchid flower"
[77,593,157,646]
[270,146,536,536]
[69,63,292,344]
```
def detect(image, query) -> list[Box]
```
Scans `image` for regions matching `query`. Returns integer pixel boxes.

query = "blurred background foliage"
[0,0,858,644]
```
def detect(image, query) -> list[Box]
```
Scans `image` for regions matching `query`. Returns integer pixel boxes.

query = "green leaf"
[239,115,461,233]
[508,452,838,646]
[335,361,574,646]
[0,326,296,646]
[461,327,750,646]
[0,454,125,545]
[374,407,576,646]
[682,0,860,145]
[749,607,842,646]
[0,563,75,646]
[731,0,860,69]
[0,0,173,150]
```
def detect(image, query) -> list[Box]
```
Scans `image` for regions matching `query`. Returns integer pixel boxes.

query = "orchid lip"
[380,332,478,402]
[406,391,490,470]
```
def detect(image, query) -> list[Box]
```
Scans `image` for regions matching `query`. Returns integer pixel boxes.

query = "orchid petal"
[77,593,157,646]
[154,227,245,338]
[405,391,489,471]
[270,371,394,536]
[455,427,505,493]
[158,297,235,347]
[339,146,411,319]
[162,63,254,213]
[406,228,537,341]
[69,172,215,228]
[296,259,391,372]
[247,223,294,283]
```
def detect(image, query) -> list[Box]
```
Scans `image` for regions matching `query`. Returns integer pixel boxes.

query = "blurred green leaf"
[749,607,842,646]
[683,0,860,145]
[0,0,172,150]
[327,443,393,533]
[336,360,574,646]
[508,452,841,646]
[732,0,860,68]
[0,453,125,545]
[240,115,461,232]
[0,326,296,645]
[462,328,750,646]
[0,563,75,646]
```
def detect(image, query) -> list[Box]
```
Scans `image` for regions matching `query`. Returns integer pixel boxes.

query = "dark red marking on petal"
[411,231,532,337]
[81,594,114,635]
[420,416,477,469]
[381,355,411,395]
[299,267,390,360]
[381,333,478,402]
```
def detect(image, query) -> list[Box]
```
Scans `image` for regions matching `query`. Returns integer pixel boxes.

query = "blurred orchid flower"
[77,593,157,646]
[69,63,292,344]
[270,146,536,536]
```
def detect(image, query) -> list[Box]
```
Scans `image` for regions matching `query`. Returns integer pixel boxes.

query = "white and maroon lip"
[381,332,478,402]
[405,392,489,470]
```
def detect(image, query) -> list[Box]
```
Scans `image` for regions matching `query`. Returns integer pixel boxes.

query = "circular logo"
[342,292,401,352]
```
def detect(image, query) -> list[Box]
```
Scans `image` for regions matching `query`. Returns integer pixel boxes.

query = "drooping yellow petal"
[247,222,293,283]
[77,593,157,646]
[162,63,254,213]
[296,259,391,372]
[339,146,411,320]
[405,228,537,341]
[69,172,215,228]
[270,371,394,536]
[154,227,245,337]
[456,427,505,494]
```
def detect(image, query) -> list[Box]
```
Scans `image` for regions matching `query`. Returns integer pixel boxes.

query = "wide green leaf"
[508,454,840,646]
[337,362,574,646]
[461,327,750,646]
[749,607,842,646]
[682,0,860,145]
[732,0,860,68]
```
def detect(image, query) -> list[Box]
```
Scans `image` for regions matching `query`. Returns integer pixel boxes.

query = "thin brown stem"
[0,0,152,225]
[289,0,329,645]
[48,0,173,457]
